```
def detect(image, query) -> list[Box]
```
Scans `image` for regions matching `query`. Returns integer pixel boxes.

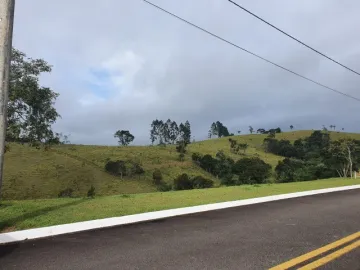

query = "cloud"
[13,0,360,145]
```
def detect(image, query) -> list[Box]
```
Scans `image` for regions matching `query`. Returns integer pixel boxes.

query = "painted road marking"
[269,231,360,270]
[298,240,360,269]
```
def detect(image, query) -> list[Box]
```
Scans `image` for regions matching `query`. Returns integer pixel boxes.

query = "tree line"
[263,130,360,181]
[192,150,272,185]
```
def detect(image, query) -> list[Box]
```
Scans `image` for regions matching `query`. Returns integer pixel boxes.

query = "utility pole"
[0,0,15,199]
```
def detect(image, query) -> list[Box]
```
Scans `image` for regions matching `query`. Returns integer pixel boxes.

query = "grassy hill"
[2,130,360,200]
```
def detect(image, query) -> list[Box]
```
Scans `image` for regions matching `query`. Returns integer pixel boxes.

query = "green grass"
[2,144,155,200]
[3,130,360,200]
[1,177,359,232]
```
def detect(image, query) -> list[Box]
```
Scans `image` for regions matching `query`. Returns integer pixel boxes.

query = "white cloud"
[13,0,360,145]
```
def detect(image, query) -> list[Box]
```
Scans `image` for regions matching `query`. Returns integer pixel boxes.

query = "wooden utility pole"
[0,0,15,199]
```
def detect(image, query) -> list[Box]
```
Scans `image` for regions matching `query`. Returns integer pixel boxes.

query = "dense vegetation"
[263,131,360,182]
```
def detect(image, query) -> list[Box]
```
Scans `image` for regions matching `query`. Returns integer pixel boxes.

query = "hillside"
[2,130,359,199]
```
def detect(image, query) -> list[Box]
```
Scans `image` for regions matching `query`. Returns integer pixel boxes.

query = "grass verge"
[1,177,360,233]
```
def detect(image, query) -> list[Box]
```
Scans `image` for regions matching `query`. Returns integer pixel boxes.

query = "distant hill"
[3,130,359,200]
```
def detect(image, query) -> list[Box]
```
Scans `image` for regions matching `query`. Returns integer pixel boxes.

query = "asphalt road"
[0,189,359,270]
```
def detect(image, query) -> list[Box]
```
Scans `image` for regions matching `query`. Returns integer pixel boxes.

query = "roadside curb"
[1,184,360,245]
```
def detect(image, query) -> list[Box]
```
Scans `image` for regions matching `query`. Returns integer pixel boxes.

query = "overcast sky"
[13,0,360,145]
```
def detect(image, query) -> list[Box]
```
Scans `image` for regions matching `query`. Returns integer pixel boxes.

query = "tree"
[275,158,305,183]
[257,128,266,134]
[232,157,272,184]
[105,160,127,178]
[210,121,230,138]
[209,122,217,137]
[267,130,276,138]
[150,119,189,145]
[169,120,179,144]
[176,140,188,161]
[228,138,237,153]
[237,130,241,134]
[173,173,193,190]
[199,154,218,174]
[191,176,214,189]
[7,48,61,144]
[326,139,360,178]
[152,169,163,185]
[214,151,234,178]
[114,130,134,146]
[290,125,294,130]
[249,126,254,134]
[179,120,191,144]
[237,143,248,154]
[150,119,164,145]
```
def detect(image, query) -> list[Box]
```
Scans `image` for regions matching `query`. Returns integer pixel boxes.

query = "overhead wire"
[227,0,360,77]
[140,0,360,103]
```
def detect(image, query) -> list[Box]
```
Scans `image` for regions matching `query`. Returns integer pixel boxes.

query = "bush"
[176,140,187,153]
[87,185,96,198]
[105,160,127,177]
[58,188,73,198]
[152,169,163,185]
[220,174,236,186]
[179,152,185,161]
[275,158,304,183]
[105,160,145,178]
[191,152,203,162]
[157,181,172,192]
[199,154,218,173]
[263,138,299,158]
[293,168,314,181]
[233,157,272,185]
[191,176,214,189]
[173,173,193,190]
[130,162,145,175]
[276,158,335,183]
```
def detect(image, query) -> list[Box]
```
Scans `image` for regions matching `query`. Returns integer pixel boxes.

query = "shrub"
[293,168,314,181]
[199,154,218,173]
[152,169,163,185]
[87,185,96,198]
[58,188,73,198]
[275,158,304,183]
[173,173,193,190]
[176,140,188,153]
[191,152,203,162]
[191,176,214,189]
[157,181,172,192]
[179,152,185,161]
[130,162,145,175]
[105,160,127,177]
[233,157,272,185]
[276,158,335,183]
[220,174,236,186]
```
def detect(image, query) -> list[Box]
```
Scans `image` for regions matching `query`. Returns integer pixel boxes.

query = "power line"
[227,0,360,77]
[140,0,360,103]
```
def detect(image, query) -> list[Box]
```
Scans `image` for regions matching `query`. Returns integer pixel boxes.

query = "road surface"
[0,189,359,269]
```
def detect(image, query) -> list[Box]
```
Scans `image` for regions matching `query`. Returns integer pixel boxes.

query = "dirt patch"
[1,226,16,233]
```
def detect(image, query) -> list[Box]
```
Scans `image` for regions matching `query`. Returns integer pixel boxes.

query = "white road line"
[1,184,360,245]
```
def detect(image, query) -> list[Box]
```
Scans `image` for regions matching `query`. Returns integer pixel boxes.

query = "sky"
[13,0,360,145]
